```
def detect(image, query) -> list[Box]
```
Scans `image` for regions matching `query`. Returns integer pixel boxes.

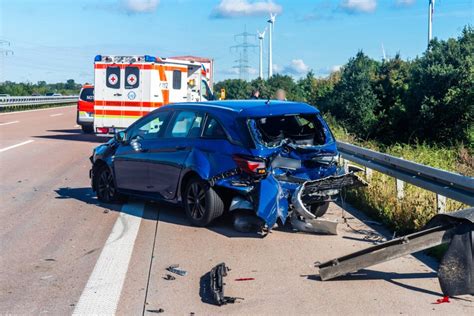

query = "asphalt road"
[0,105,472,315]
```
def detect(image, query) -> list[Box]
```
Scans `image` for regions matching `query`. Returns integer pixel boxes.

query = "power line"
[230,26,257,81]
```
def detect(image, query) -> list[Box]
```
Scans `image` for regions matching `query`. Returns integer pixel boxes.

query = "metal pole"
[268,21,273,78]
[428,0,433,45]
[259,37,263,79]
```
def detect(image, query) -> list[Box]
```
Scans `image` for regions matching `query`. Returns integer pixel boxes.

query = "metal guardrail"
[0,96,78,107]
[336,141,474,207]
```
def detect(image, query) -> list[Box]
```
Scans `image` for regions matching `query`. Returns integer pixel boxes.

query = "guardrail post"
[396,179,404,200]
[436,194,446,213]
[365,167,372,181]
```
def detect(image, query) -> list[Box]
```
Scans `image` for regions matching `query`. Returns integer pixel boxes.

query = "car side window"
[128,111,169,140]
[203,116,226,139]
[168,111,204,138]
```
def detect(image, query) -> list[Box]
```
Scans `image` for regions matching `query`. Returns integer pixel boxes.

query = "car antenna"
[265,97,271,105]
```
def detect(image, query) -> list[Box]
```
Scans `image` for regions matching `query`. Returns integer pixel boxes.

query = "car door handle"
[175,146,186,151]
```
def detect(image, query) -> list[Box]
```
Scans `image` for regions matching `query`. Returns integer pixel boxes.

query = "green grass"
[325,114,472,235]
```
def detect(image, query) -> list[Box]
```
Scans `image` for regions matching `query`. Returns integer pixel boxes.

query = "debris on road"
[163,274,176,281]
[208,263,241,306]
[166,264,188,276]
[147,308,164,313]
[234,278,255,281]
[433,296,450,304]
[103,209,109,214]
[318,207,474,297]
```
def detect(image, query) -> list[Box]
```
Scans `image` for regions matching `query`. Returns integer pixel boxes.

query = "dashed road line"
[0,120,19,126]
[0,140,34,153]
[73,202,145,315]
[49,113,63,117]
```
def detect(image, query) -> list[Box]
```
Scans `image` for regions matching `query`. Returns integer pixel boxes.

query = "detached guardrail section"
[336,141,474,210]
[0,96,78,108]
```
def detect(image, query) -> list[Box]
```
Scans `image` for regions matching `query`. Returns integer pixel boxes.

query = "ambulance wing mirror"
[115,131,126,143]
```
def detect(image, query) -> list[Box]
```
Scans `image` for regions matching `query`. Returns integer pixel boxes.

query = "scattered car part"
[234,278,255,281]
[317,208,474,297]
[147,308,164,313]
[290,215,338,235]
[209,263,239,306]
[166,264,188,276]
[233,211,265,233]
[163,274,176,281]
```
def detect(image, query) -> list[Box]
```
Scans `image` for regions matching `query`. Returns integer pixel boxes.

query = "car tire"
[82,124,94,134]
[310,202,330,218]
[184,177,224,226]
[94,165,123,203]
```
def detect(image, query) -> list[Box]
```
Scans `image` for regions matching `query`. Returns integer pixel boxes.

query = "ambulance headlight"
[94,55,102,62]
[144,55,157,62]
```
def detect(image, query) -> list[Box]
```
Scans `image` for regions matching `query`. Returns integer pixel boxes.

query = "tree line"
[215,27,473,146]
[0,79,81,96]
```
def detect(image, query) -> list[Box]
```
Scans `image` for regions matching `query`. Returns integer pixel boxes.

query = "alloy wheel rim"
[98,169,115,200]
[187,182,206,219]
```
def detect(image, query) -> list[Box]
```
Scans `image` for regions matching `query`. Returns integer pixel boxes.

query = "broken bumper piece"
[290,173,367,235]
[209,263,239,306]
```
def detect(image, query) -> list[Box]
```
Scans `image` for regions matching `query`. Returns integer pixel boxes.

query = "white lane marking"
[49,113,63,117]
[0,140,34,153]
[73,202,145,315]
[0,104,74,116]
[0,120,19,126]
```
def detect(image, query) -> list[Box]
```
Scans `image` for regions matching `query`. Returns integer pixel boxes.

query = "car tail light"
[96,127,109,134]
[232,155,267,175]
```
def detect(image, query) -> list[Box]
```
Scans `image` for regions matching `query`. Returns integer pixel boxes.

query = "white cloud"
[330,65,342,72]
[395,0,415,6]
[340,0,377,13]
[122,0,160,13]
[283,59,309,75]
[211,0,282,18]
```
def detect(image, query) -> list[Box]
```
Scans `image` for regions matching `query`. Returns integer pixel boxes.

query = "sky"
[0,0,472,84]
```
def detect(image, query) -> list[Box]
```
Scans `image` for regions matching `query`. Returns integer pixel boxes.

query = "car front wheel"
[94,165,122,203]
[184,177,224,226]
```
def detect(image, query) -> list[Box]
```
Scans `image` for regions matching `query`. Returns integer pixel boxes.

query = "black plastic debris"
[147,308,164,313]
[201,263,241,306]
[163,274,176,281]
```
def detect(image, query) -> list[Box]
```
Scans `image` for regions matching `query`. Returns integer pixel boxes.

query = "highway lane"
[1,106,472,314]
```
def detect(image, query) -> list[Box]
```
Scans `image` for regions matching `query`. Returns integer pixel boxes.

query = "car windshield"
[80,87,94,101]
[249,114,331,147]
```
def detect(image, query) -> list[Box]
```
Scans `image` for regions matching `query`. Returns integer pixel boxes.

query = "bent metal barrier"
[336,141,474,208]
[0,95,78,108]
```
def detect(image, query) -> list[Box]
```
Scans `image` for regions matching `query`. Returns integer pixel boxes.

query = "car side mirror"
[115,131,126,143]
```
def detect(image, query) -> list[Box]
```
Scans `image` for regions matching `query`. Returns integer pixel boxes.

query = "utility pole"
[257,29,266,79]
[267,13,276,78]
[230,26,257,81]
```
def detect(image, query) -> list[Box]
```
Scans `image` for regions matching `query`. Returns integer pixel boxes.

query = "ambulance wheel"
[82,124,94,134]
[184,177,224,227]
[310,202,330,218]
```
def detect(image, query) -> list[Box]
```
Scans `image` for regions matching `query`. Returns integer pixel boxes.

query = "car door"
[147,110,205,199]
[113,110,170,192]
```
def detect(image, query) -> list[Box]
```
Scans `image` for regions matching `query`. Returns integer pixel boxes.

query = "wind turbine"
[428,0,436,45]
[267,13,276,78]
[257,28,266,79]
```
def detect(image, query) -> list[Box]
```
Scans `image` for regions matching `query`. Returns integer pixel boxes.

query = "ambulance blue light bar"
[94,55,102,62]
[144,55,157,62]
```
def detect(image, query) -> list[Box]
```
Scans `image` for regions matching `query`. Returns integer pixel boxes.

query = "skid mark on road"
[73,202,144,315]
[0,140,34,153]
[49,113,63,117]
[0,120,19,126]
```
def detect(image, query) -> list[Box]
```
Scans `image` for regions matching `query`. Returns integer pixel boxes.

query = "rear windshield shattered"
[248,114,331,147]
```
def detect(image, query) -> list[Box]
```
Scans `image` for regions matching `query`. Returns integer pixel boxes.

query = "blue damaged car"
[90,101,363,234]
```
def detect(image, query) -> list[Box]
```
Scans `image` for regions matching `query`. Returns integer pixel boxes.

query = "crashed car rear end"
[210,102,364,234]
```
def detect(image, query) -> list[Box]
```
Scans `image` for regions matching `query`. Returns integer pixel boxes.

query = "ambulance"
[93,55,214,136]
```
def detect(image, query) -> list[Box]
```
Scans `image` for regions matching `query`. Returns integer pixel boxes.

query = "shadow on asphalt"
[54,186,266,238]
[33,129,109,143]
[306,269,442,297]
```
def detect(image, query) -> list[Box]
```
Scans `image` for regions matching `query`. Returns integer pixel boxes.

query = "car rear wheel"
[94,165,122,203]
[184,177,224,226]
[310,202,330,218]
[81,124,94,134]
